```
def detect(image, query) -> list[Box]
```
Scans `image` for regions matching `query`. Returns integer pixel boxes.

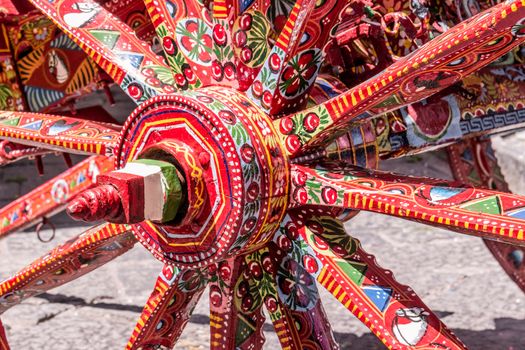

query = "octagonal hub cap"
[117,87,290,268]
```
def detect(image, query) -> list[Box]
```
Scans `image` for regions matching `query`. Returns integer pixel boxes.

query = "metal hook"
[35,217,56,243]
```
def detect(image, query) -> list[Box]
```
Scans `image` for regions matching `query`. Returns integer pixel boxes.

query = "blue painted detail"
[315,79,341,99]
[20,120,43,131]
[300,31,311,46]
[350,126,364,146]
[165,0,177,18]
[461,148,473,162]
[509,249,524,268]
[355,148,366,167]
[47,120,80,136]
[24,86,64,112]
[362,285,393,312]
[429,187,464,202]
[51,34,81,50]
[239,0,255,13]
[77,171,86,185]
[116,52,144,69]
[508,207,525,220]
[354,111,372,121]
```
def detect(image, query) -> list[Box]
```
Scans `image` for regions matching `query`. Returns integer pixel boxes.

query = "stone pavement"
[0,134,524,349]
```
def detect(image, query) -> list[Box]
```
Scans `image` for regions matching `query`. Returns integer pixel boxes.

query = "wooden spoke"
[247,0,316,114]
[247,0,350,115]
[1,0,523,346]
[276,0,525,156]
[307,73,525,164]
[291,163,525,245]
[0,142,52,167]
[0,112,120,156]
[374,66,525,159]
[275,211,466,349]
[269,296,337,350]
[126,265,207,349]
[241,246,339,349]
[144,0,238,90]
[208,257,265,349]
[0,223,136,314]
[0,155,114,239]
[28,0,175,103]
[483,240,525,291]
[211,0,235,20]
[210,0,240,90]
[0,320,8,350]
[448,138,525,292]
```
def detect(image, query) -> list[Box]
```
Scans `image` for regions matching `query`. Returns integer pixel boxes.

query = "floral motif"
[276,257,319,311]
[176,18,214,66]
[278,49,322,99]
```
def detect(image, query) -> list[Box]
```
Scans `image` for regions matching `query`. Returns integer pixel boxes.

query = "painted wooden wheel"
[0,0,525,348]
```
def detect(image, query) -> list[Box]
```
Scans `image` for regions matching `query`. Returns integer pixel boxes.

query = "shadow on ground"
[35,292,525,350]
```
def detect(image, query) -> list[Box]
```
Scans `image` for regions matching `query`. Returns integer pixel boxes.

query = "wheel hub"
[71,88,290,268]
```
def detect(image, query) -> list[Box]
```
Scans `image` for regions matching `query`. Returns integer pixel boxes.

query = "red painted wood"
[448,138,525,292]
[278,0,525,156]
[292,163,525,245]
[0,155,114,238]
[28,0,175,103]
[242,244,339,349]
[2,0,525,347]
[274,211,466,349]
[0,320,8,350]
[208,257,266,350]
[0,142,51,166]
[0,223,136,314]
[126,265,207,349]
[0,111,120,155]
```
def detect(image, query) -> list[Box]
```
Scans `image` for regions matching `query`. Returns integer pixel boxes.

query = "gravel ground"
[0,134,524,349]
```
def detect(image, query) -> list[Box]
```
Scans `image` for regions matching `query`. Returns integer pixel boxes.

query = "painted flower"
[279,49,322,99]
[277,258,319,311]
[176,18,214,66]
